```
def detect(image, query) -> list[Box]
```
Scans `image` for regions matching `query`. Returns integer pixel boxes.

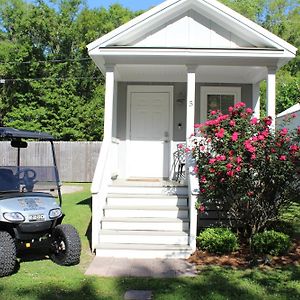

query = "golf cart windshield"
[0,166,58,193]
[0,127,60,196]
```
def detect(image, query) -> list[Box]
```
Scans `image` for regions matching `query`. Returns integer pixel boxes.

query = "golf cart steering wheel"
[16,168,37,192]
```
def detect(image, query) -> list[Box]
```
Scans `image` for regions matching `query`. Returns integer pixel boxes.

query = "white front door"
[127,86,173,178]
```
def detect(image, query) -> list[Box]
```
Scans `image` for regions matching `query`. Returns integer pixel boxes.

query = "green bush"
[267,220,294,237]
[251,230,291,256]
[197,228,239,254]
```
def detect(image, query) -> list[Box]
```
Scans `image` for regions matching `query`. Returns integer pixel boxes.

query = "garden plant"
[192,102,300,239]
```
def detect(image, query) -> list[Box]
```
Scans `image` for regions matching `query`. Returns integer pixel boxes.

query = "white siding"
[134,10,254,49]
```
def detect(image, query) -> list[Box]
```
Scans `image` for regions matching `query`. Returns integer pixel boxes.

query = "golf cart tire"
[0,231,16,277]
[50,224,81,266]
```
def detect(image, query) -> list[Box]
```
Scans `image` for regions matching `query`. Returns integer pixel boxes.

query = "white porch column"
[252,82,261,119]
[186,66,196,139]
[103,65,115,140]
[266,67,276,129]
[186,65,197,252]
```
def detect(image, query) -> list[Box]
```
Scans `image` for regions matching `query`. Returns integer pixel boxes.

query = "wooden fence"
[0,141,102,182]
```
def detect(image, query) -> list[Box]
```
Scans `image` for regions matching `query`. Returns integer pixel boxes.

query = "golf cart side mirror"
[11,140,28,148]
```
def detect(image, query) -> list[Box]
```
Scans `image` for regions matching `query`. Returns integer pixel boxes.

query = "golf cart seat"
[0,168,19,192]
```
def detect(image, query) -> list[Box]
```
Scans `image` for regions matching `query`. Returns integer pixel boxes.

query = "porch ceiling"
[114,64,267,84]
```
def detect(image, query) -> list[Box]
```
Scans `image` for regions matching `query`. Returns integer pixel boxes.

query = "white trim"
[87,0,185,51]
[186,66,196,140]
[252,82,261,119]
[103,66,115,141]
[93,48,289,59]
[87,0,297,55]
[266,68,276,129]
[198,0,297,54]
[126,85,174,179]
[200,86,241,122]
[277,103,300,118]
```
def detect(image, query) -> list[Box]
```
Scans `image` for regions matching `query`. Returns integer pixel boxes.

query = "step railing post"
[187,153,198,252]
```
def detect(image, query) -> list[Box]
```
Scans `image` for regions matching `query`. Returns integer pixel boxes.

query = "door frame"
[126,85,174,179]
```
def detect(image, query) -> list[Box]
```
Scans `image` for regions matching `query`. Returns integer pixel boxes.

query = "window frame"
[200,86,241,123]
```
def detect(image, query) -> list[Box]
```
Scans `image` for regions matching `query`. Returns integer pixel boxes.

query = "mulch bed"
[188,240,300,269]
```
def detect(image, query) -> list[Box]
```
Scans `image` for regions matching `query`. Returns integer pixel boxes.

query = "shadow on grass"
[240,266,300,300]
[77,197,92,250]
[12,281,113,300]
[114,266,300,300]
[77,197,92,210]
[115,271,254,300]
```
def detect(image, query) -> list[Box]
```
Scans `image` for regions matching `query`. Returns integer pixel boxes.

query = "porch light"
[176,92,186,104]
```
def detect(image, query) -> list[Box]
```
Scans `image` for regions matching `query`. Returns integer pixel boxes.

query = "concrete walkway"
[85,257,198,278]
[60,185,84,194]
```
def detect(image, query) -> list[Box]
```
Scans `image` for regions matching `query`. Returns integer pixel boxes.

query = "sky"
[88,0,164,10]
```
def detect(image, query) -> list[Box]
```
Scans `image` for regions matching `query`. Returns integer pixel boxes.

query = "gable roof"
[87,0,297,56]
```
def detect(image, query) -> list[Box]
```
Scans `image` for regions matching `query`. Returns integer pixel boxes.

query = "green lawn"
[1,184,300,300]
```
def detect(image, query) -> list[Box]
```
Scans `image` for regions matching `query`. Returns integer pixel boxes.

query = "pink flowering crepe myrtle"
[191,102,300,237]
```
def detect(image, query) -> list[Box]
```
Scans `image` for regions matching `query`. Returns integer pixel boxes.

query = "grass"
[0,184,300,300]
[281,202,300,235]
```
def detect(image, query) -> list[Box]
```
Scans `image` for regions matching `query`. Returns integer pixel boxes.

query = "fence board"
[0,141,102,182]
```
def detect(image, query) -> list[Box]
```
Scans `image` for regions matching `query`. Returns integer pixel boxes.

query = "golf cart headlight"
[49,208,62,219]
[3,212,25,222]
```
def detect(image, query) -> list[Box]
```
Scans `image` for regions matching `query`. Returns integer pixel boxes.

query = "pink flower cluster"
[231,132,239,142]
[193,101,300,194]
[244,139,256,153]
[215,128,225,139]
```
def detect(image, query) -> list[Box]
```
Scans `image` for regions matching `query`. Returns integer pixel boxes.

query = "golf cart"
[0,127,81,277]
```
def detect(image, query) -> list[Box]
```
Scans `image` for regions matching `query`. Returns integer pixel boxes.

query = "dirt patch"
[188,240,300,269]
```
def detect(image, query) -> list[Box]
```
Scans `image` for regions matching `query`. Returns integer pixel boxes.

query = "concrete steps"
[103,205,189,218]
[108,185,188,196]
[106,194,188,207]
[96,243,192,259]
[101,217,190,231]
[99,230,189,244]
[95,182,191,259]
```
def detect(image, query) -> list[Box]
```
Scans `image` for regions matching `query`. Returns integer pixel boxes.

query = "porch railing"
[91,138,119,251]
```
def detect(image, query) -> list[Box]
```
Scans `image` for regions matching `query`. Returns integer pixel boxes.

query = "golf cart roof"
[0,127,55,141]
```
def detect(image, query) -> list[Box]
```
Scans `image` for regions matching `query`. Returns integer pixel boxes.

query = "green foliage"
[251,230,291,256]
[220,0,266,21]
[280,202,300,235]
[221,0,300,115]
[192,103,300,238]
[0,0,299,139]
[0,0,138,140]
[267,219,295,237]
[197,227,239,254]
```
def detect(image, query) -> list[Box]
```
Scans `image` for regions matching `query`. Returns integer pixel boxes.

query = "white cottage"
[87,0,297,258]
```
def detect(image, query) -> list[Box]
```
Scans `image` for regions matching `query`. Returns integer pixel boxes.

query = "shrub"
[192,102,300,238]
[251,230,291,256]
[266,220,294,237]
[197,227,239,254]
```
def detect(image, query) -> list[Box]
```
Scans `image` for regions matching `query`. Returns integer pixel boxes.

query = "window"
[200,86,241,122]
